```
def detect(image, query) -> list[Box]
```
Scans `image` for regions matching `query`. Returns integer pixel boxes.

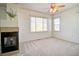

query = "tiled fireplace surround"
[0,27,19,56]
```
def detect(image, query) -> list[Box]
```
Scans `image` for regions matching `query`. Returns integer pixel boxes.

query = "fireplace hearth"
[1,32,19,53]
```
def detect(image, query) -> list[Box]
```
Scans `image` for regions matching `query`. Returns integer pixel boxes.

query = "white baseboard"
[51,36,79,45]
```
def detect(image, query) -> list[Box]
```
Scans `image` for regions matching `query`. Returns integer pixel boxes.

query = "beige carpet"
[12,37,79,56]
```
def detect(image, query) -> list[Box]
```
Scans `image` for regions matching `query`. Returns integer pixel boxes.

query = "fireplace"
[1,32,19,53]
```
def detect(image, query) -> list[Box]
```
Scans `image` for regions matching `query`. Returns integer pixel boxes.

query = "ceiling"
[17,3,78,14]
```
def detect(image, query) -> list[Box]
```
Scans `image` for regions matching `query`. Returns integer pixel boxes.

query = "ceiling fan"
[49,3,65,13]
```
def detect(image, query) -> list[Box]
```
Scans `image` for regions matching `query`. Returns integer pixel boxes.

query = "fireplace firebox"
[1,32,19,53]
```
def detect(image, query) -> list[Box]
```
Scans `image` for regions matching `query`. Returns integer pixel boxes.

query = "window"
[30,17,48,32]
[54,17,60,31]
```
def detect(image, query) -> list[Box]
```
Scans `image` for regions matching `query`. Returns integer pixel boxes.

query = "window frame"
[53,17,61,31]
[30,16,49,32]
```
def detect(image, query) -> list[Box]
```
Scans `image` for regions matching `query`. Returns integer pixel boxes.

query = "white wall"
[52,5,79,43]
[17,6,52,43]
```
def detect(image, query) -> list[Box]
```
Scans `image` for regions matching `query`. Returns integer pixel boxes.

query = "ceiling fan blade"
[58,5,65,8]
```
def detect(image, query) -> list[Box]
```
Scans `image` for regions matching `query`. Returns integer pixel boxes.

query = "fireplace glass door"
[1,32,19,53]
